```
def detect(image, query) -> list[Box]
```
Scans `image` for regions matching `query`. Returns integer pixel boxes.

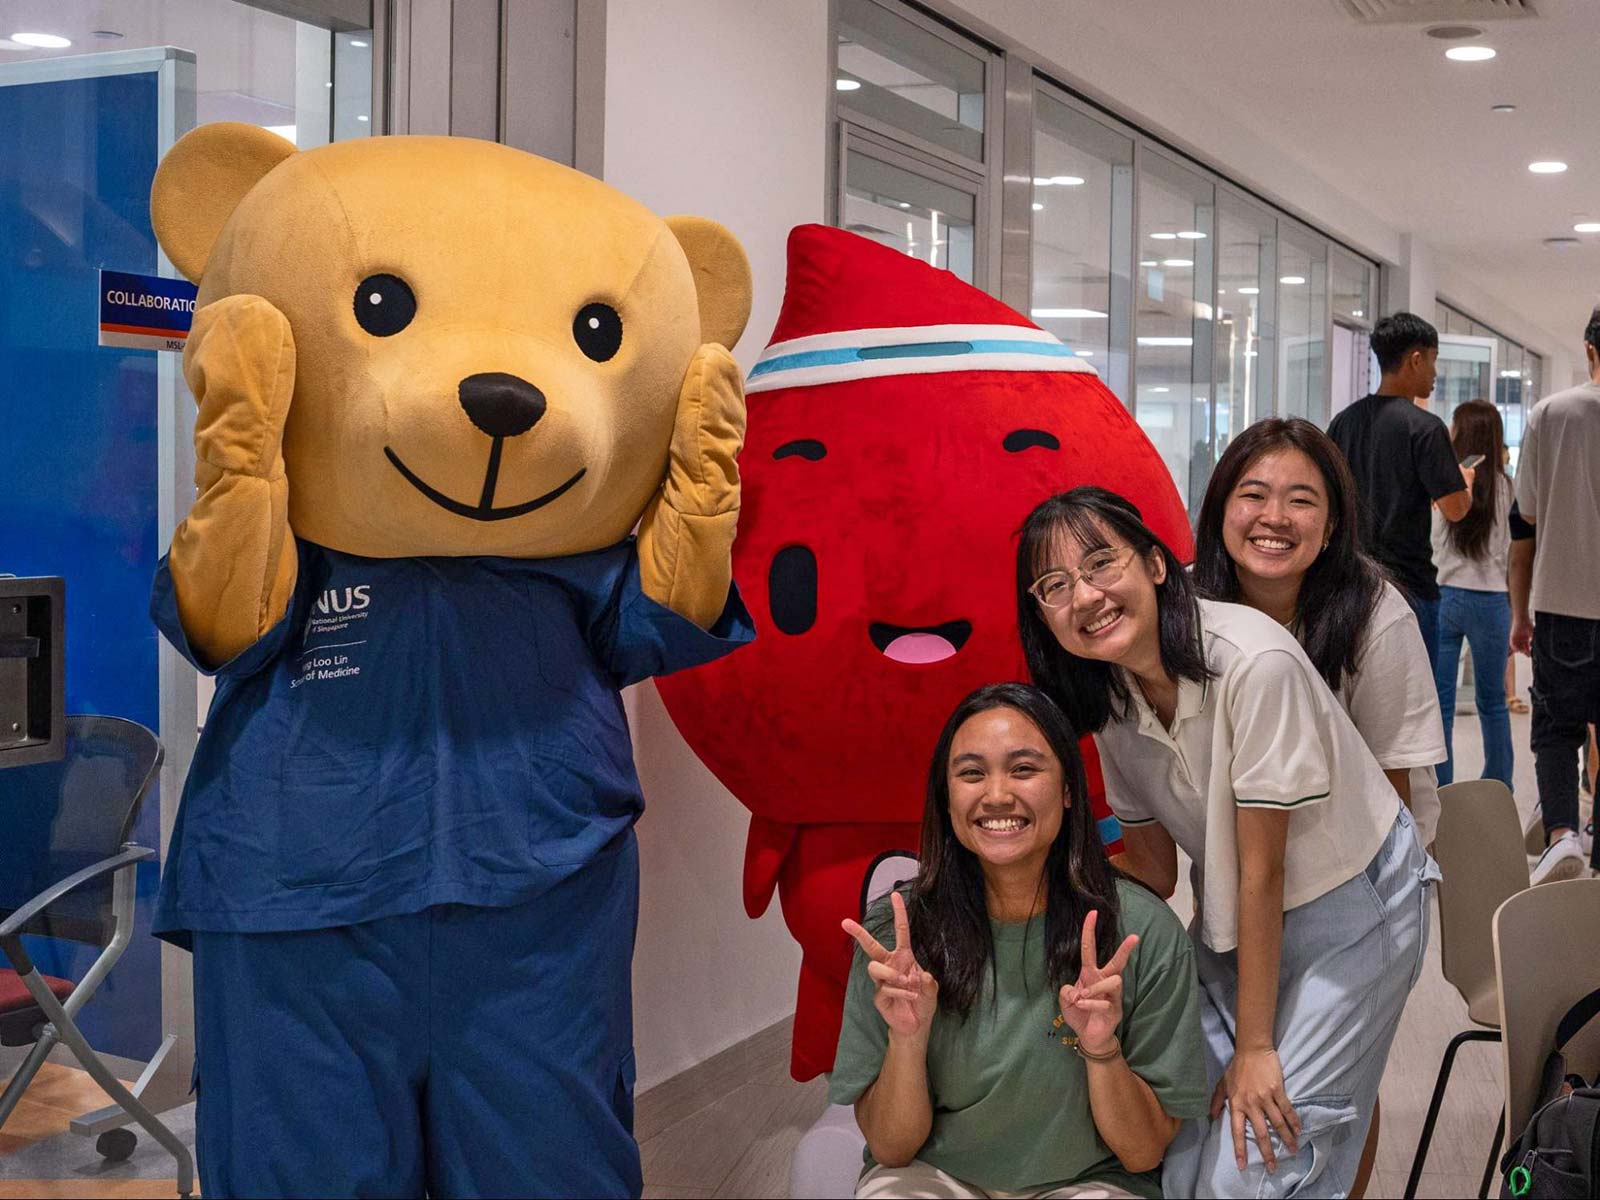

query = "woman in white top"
[1192,417,1448,846]
[1017,485,1436,1200]
[1428,399,1514,790]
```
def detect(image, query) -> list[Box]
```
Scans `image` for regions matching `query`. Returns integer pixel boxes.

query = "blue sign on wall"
[0,63,169,1060]
[99,268,197,352]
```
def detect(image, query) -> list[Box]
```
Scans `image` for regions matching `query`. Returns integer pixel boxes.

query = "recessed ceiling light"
[1051,175,1084,187]
[1148,386,1171,393]
[1529,161,1568,174]
[1074,349,1095,357]
[349,39,368,48]
[1151,232,1178,240]
[1032,202,1044,211]
[11,32,72,48]
[356,114,369,123]
[1575,222,1600,233]
[897,202,911,209]
[1500,369,1522,378]
[1237,286,1260,295]
[1492,103,1516,113]
[835,78,861,91]
[1280,275,1306,285]
[1140,260,1159,267]
[1033,176,1050,186]
[1445,45,1496,62]
[1163,258,1193,267]
[1177,231,1207,239]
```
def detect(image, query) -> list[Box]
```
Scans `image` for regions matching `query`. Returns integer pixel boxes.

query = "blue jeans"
[1404,591,1441,674]
[1434,586,1514,789]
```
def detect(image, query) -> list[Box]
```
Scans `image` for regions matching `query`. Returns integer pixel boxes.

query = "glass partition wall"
[831,0,1382,513]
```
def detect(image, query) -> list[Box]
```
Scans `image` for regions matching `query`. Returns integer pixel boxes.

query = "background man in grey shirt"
[1513,308,1600,884]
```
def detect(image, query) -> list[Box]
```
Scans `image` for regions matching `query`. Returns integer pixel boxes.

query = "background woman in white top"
[1192,417,1448,846]
[1017,486,1436,1199]
[1429,399,1514,790]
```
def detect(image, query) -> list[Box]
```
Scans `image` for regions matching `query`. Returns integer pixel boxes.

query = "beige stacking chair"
[1404,780,1528,1200]
[1491,876,1600,1190]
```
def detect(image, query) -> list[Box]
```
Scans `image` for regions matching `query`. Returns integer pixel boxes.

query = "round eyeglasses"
[1028,546,1136,609]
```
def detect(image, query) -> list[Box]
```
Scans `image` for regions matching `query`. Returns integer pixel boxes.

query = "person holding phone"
[831,683,1207,1199]
[1328,313,1475,669]
[1430,402,1514,791]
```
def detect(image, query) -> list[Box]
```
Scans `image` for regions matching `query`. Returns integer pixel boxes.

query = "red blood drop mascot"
[658,225,1191,1080]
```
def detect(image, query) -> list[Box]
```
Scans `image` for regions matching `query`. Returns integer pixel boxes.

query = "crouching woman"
[830,683,1207,1199]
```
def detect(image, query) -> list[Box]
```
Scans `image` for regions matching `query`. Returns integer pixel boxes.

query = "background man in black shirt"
[1328,312,1473,668]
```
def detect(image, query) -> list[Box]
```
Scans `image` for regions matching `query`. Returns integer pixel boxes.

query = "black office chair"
[0,715,194,1197]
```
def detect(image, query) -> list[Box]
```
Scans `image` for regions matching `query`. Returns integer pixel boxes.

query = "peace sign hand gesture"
[1058,909,1139,1058]
[842,892,939,1043]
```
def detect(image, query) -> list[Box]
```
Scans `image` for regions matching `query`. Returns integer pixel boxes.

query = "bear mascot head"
[658,224,1192,1080]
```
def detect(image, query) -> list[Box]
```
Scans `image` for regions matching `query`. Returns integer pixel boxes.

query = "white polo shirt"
[1095,599,1399,954]
[1335,581,1447,846]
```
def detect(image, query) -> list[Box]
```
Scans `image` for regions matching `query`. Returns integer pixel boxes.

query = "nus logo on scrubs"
[315,585,371,615]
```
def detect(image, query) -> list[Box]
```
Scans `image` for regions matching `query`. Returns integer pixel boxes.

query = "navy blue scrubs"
[152,539,753,1197]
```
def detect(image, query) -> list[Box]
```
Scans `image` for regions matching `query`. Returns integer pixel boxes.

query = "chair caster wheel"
[96,1127,137,1161]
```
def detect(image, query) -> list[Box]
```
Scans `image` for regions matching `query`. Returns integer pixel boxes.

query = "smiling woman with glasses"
[1015,485,1436,1200]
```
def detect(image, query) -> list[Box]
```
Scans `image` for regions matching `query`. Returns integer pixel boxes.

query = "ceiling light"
[1033,176,1050,186]
[349,39,368,48]
[357,115,369,123]
[1280,275,1306,285]
[1148,386,1171,393]
[1031,308,1108,319]
[1352,309,1364,317]
[11,31,71,48]
[325,80,333,88]
[1177,231,1207,239]
[1575,222,1600,233]
[1163,258,1193,267]
[1529,161,1568,174]
[1074,349,1095,357]
[1500,369,1522,378]
[1492,103,1516,113]
[836,78,861,91]
[1445,45,1496,62]
[1051,175,1084,187]
[1032,202,1044,211]
[1137,337,1194,347]
[1151,232,1178,240]
[897,201,911,209]
[1140,260,1159,267]
[1237,286,1260,295]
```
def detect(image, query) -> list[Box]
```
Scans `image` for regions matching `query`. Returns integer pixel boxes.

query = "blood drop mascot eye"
[657,225,1191,1080]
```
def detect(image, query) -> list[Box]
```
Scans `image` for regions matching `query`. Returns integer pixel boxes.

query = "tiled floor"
[1,700,1583,1199]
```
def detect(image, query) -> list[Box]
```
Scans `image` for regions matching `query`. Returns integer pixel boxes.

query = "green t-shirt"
[828,879,1207,1198]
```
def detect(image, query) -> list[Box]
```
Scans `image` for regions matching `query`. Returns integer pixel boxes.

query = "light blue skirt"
[1162,804,1438,1199]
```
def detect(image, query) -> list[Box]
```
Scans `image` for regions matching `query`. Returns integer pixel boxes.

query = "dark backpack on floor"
[1499,987,1600,1198]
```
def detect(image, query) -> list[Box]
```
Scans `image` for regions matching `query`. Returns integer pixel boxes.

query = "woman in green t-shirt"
[832,682,1208,1199]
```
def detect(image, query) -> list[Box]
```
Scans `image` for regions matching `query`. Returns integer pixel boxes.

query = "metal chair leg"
[1405,1028,1502,1200]
[1478,1107,1505,1199]
[0,1023,57,1131]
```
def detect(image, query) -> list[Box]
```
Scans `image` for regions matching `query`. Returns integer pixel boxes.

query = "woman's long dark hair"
[1446,400,1507,563]
[1193,418,1386,692]
[899,682,1121,1021]
[1017,486,1213,735]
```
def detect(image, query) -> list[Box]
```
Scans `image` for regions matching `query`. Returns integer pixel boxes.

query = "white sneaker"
[1531,832,1587,886]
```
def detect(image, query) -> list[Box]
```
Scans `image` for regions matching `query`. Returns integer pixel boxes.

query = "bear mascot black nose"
[459,372,547,438]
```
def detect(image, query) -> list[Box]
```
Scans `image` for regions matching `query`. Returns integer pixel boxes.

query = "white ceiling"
[1023,0,1600,357]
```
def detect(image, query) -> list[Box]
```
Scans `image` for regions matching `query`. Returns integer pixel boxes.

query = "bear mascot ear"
[665,215,753,350]
[151,122,298,283]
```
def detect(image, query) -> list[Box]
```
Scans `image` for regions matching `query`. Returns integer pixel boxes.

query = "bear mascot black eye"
[354,274,416,336]
[573,302,623,362]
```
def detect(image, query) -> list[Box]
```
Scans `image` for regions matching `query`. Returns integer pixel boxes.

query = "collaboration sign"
[98,269,197,352]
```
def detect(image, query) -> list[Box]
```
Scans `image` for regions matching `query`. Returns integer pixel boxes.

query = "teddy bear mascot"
[145,123,755,1198]
[657,224,1191,1082]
